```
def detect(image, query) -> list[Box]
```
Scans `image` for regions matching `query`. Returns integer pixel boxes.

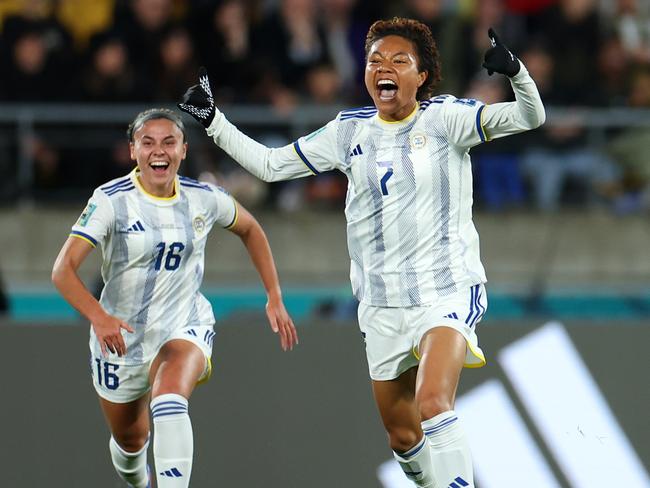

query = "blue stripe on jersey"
[476,105,487,142]
[340,105,375,115]
[180,181,211,191]
[179,175,212,191]
[100,177,131,192]
[105,184,135,196]
[70,230,98,246]
[293,141,319,174]
[340,111,377,121]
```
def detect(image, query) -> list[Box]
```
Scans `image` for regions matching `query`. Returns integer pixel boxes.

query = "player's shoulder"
[420,95,485,118]
[338,105,378,122]
[178,174,214,193]
[419,94,458,110]
[179,175,235,207]
[97,174,136,199]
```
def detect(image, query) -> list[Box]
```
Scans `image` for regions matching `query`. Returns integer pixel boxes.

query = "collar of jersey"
[131,168,179,204]
[376,102,419,126]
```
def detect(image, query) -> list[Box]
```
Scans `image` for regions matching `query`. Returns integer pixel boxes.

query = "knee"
[415,389,453,421]
[112,431,149,453]
[385,425,422,454]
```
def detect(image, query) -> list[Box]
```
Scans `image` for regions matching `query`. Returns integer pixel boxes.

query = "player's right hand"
[92,312,135,358]
[178,66,216,128]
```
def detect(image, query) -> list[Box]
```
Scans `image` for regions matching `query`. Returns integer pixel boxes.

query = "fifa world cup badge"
[77,203,97,227]
[193,216,206,234]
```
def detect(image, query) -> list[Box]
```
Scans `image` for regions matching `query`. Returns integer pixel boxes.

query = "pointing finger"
[487,27,499,47]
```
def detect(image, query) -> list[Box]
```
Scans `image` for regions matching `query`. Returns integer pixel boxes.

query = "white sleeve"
[206,113,340,182]
[480,63,546,142]
[70,189,114,248]
[206,183,238,229]
[441,62,546,148]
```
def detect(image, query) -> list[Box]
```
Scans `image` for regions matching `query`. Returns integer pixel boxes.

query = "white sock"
[151,393,193,488]
[109,435,150,488]
[422,410,474,488]
[393,435,436,487]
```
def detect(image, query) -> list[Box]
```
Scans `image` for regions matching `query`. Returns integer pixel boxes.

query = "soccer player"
[179,18,544,487]
[51,108,298,488]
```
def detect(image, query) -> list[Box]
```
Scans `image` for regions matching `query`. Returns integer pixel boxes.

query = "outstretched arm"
[227,202,299,351]
[52,237,134,357]
[178,68,319,182]
[481,28,546,138]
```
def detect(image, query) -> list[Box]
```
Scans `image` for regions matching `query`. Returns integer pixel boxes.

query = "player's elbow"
[535,105,546,128]
[521,105,545,131]
[51,264,64,289]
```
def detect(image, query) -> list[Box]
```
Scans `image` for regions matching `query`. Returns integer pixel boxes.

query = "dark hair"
[127,108,187,142]
[365,17,441,100]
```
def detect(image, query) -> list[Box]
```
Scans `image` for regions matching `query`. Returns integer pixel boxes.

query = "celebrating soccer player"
[179,18,544,487]
[52,108,298,488]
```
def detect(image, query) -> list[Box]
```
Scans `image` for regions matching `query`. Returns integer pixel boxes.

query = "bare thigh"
[149,339,206,399]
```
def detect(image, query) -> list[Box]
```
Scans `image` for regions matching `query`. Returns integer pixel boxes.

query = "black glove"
[178,67,216,128]
[482,28,520,77]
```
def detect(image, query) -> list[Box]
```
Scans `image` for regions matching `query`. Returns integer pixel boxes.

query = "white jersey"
[207,64,545,307]
[71,168,237,365]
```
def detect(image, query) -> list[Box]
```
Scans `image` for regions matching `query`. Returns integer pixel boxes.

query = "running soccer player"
[52,108,298,488]
[179,18,544,487]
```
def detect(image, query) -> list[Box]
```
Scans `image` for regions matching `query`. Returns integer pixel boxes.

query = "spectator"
[519,42,620,210]
[81,31,149,102]
[612,0,650,64]
[155,26,199,101]
[113,0,177,81]
[56,0,116,49]
[320,0,369,100]
[535,0,603,105]
[256,0,331,98]
[606,68,650,213]
[0,29,58,100]
[190,0,265,103]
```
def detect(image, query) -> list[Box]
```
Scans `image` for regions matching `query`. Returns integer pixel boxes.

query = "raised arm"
[481,28,546,138]
[226,201,298,351]
[178,68,319,182]
[52,237,134,357]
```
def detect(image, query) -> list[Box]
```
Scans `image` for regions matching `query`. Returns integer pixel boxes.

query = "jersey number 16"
[154,241,185,271]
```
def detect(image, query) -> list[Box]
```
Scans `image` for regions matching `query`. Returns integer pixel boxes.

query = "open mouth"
[377,79,398,101]
[149,161,170,173]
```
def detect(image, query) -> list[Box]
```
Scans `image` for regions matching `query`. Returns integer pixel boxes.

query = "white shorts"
[90,325,215,403]
[358,284,487,381]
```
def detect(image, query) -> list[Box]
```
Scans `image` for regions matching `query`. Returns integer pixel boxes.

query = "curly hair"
[365,17,441,100]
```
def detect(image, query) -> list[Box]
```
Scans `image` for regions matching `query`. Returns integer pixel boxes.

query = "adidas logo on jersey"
[120,220,145,233]
[448,476,469,488]
[349,144,363,157]
[160,467,183,478]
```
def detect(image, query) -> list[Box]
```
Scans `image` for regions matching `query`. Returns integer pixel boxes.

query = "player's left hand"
[178,66,216,128]
[266,295,298,351]
[482,27,521,77]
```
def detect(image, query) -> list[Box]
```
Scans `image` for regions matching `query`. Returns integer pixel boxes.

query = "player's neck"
[377,102,418,123]
[136,173,176,199]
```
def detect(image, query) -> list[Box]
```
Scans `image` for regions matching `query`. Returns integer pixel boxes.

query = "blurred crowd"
[2,0,650,212]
